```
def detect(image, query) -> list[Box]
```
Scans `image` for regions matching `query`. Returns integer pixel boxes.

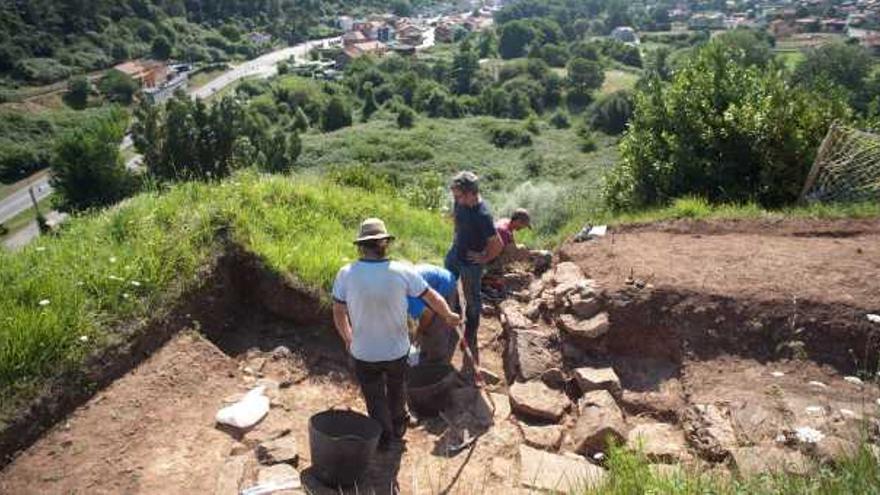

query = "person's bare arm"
[421,288,461,327]
[469,233,503,264]
[332,301,353,351]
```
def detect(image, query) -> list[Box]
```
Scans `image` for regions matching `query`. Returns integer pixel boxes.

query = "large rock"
[730,446,812,477]
[519,444,606,492]
[683,404,738,462]
[256,434,299,466]
[520,424,565,451]
[255,463,303,494]
[626,423,689,463]
[509,381,570,422]
[214,455,248,495]
[567,390,627,454]
[505,327,562,382]
[573,367,621,398]
[557,312,610,340]
[813,436,859,465]
[569,293,601,319]
[499,300,534,331]
[552,262,585,287]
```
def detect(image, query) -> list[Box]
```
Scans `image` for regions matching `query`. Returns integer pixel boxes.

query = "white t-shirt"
[332,259,429,362]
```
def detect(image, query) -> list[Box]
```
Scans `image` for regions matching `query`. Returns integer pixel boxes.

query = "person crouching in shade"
[332,218,461,450]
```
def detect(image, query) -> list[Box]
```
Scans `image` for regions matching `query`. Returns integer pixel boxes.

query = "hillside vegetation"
[0,172,449,423]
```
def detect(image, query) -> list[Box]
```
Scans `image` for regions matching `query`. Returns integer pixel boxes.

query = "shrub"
[396,105,416,129]
[605,40,850,210]
[549,110,571,129]
[525,115,541,134]
[588,90,634,135]
[486,122,533,148]
[51,107,137,212]
[321,96,352,132]
[99,70,138,104]
[578,126,598,152]
[65,76,91,110]
[15,58,72,84]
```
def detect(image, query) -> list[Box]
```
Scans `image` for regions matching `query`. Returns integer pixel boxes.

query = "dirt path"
[0,312,517,495]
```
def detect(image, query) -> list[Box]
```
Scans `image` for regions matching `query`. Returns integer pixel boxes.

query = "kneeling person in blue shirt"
[407,264,459,365]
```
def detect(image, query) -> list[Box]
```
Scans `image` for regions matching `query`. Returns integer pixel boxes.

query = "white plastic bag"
[216,385,270,429]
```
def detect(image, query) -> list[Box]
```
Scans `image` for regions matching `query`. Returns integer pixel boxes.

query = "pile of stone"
[493,261,691,491]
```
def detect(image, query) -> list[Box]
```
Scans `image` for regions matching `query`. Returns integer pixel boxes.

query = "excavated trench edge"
[0,242,328,469]
[3,245,878,470]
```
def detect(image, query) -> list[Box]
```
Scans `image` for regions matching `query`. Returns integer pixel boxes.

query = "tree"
[539,44,569,67]
[293,106,310,131]
[65,76,91,109]
[321,96,352,132]
[51,108,136,212]
[397,105,416,128]
[391,0,412,17]
[478,30,498,58]
[151,35,173,60]
[567,58,604,92]
[605,42,850,210]
[99,70,138,104]
[588,90,633,134]
[794,42,872,107]
[262,129,301,172]
[452,45,479,95]
[361,83,378,122]
[499,21,535,59]
[713,29,773,68]
[645,46,673,81]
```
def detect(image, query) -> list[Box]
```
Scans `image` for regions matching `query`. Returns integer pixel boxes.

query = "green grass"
[582,444,880,494]
[0,171,449,424]
[188,68,228,90]
[299,114,617,232]
[600,69,640,96]
[548,196,880,246]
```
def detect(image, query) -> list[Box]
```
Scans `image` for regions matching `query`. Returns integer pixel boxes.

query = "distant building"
[397,24,424,45]
[249,32,272,45]
[435,22,456,42]
[343,31,368,47]
[143,72,188,104]
[610,26,639,44]
[338,15,354,31]
[336,41,388,68]
[688,12,726,30]
[112,60,168,88]
[795,17,820,33]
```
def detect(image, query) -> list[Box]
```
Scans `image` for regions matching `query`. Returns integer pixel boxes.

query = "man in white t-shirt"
[332,218,461,449]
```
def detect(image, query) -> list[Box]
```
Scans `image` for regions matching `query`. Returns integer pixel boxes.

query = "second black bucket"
[407,363,457,417]
[308,409,381,487]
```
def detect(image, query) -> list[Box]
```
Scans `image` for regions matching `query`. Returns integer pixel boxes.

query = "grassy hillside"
[299,114,619,236]
[0,172,449,422]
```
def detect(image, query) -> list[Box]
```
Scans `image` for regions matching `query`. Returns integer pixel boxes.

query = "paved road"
[0,176,51,224]
[190,36,341,99]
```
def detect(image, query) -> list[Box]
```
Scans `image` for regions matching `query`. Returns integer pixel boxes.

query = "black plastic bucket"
[308,409,382,487]
[407,363,457,417]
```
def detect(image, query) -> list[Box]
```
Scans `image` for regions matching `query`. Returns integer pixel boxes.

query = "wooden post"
[799,122,839,203]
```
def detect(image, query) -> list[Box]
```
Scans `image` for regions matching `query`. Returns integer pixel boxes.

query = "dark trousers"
[445,247,483,365]
[354,355,408,441]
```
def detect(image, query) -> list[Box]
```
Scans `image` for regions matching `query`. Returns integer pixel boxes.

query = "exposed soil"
[2,218,880,494]
[560,218,880,308]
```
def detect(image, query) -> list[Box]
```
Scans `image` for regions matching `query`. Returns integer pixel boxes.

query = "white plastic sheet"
[216,385,269,429]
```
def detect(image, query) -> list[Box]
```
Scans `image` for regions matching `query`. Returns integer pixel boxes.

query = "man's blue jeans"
[445,246,483,365]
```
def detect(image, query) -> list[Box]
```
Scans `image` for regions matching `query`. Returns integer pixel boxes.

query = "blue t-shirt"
[407,264,457,319]
[452,201,496,264]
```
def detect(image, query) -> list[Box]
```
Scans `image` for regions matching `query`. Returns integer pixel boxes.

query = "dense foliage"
[50,107,137,212]
[0,0,439,85]
[605,39,850,210]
